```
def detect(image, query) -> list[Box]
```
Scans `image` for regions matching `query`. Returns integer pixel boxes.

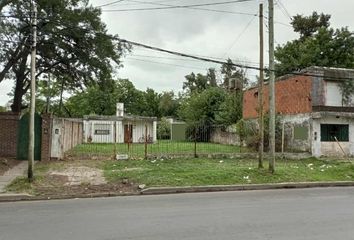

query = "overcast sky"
[1,0,353,105]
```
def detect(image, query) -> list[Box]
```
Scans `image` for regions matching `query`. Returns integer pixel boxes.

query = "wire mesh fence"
[65,123,246,160]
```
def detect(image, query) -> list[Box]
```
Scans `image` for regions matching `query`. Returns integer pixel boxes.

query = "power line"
[118,38,261,70]
[117,37,354,81]
[125,57,208,70]
[219,14,257,58]
[101,0,256,12]
[100,0,185,7]
[96,0,125,8]
[276,0,292,21]
[130,53,262,66]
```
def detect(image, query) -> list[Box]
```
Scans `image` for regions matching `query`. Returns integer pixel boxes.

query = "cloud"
[1,0,353,105]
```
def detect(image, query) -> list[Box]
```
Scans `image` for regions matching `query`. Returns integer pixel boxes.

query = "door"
[17,113,42,160]
[124,124,133,143]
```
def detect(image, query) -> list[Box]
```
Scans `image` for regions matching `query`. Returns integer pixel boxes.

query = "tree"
[158,91,180,117]
[275,12,354,76]
[221,59,248,90]
[216,92,243,126]
[207,68,217,87]
[178,87,226,125]
[157,117,171,140]
[0,105,6,112]
[182,72,209,94]
[0,0,129,112]
[140,88,161,117]
[291,12,331,39]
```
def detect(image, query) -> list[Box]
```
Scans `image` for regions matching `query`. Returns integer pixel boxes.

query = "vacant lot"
[6,157,354,196]
[66,140,244,158]
[103,157,354,186]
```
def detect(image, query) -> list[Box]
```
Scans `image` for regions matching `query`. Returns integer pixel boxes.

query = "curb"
[1,181,354,202]
[0,192,140,203]
[141,181,354,195]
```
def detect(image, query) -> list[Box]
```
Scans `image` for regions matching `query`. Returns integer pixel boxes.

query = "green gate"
[17,113,42,160]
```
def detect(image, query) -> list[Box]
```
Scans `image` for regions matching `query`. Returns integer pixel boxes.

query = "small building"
[243,66,354,157]
[83,103,157,144]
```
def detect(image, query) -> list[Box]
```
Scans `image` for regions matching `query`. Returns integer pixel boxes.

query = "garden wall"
[210,127,240,146]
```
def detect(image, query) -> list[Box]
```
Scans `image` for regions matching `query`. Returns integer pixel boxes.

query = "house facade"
[243,67,354,157]
[83,103,157,144]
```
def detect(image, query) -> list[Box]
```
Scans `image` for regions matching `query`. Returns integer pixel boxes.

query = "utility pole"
[28,0,37,182]
[268,0,276,173]
[258,3,264,169]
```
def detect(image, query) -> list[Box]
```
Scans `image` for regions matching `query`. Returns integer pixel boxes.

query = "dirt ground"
[0,158,22,176]
[28,161,138,196]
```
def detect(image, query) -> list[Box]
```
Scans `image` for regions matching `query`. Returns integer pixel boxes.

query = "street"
[1,187,354,240]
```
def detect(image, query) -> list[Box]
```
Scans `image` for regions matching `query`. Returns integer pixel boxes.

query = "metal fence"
[64,124,245,160]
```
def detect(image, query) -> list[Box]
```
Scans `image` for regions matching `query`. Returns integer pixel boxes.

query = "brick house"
[243,66,354,157]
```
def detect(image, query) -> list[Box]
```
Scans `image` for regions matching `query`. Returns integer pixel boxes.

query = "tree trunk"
[11,77,26,112]
[11,54,29,112]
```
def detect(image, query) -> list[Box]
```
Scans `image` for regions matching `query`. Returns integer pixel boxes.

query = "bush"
[236,115,283,151]
[157,118,171,140]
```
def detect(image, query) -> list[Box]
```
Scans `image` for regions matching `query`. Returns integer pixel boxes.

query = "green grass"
[103,157,354,187]
[6,157,354,194]
[67,140,243,158]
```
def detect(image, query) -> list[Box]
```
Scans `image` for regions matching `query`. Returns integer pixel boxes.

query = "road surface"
[1,187,354,240]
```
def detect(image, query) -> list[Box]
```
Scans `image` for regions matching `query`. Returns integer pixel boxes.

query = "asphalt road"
[1,187,354,240]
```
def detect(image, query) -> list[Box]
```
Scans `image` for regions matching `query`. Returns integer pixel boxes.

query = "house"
[83,103,157,144]
[243,66,354,157]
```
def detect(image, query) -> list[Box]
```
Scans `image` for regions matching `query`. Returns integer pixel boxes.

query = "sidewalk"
[0,161,27,193]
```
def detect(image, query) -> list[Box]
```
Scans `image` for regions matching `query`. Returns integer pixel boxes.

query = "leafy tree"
[221,59,248,90]
[178,87,226,125]
[207,68,217,87]
[275,12,354,76]
[157,117,171,140]
[291,12,331,39]
[0,0,129,112]
[0,105,6,112]
[182,72,209,94]
[216,92,243,125]
[158,91,179,117]
[140,88,161,117]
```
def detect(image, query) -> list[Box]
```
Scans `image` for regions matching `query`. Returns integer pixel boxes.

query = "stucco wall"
[312,115,354,157]
[51,118,83,159]
[83,119,156,143]
[282,114,312,153]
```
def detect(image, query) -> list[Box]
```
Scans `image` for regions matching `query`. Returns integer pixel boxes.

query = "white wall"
[324,81,354,107]
[84,120,115,143]
[83,119,157,143]
[325,81,342,106]
[312,116,354,157]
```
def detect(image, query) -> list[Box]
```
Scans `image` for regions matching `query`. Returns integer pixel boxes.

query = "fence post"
[281,121,285,154]
[144,123,148,159]
[127,123,130,153]
[194,126,197,158]
[113,121,117,160]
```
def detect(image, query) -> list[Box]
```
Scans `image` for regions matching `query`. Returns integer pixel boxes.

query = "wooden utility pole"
[258,3,264,169]
[28,0,37,181]
[268,0,276,173]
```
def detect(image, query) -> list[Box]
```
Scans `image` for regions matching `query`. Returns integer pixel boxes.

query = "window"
[320,124,349,142]
[294,126,308,140]
[94,124,110,135]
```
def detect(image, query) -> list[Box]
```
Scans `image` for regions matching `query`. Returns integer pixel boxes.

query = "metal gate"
[17,113,42,160]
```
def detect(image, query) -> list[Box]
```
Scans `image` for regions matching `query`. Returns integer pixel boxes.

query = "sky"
[1,0,354,105]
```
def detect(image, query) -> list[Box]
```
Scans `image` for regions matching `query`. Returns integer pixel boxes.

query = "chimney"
[116,103,124,117]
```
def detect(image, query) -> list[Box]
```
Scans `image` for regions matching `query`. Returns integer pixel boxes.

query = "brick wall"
[41,114,52,161]
[243,76,313,119]
[0,112,20,158]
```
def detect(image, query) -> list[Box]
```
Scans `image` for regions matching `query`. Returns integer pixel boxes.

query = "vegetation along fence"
[65,123,247,160]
